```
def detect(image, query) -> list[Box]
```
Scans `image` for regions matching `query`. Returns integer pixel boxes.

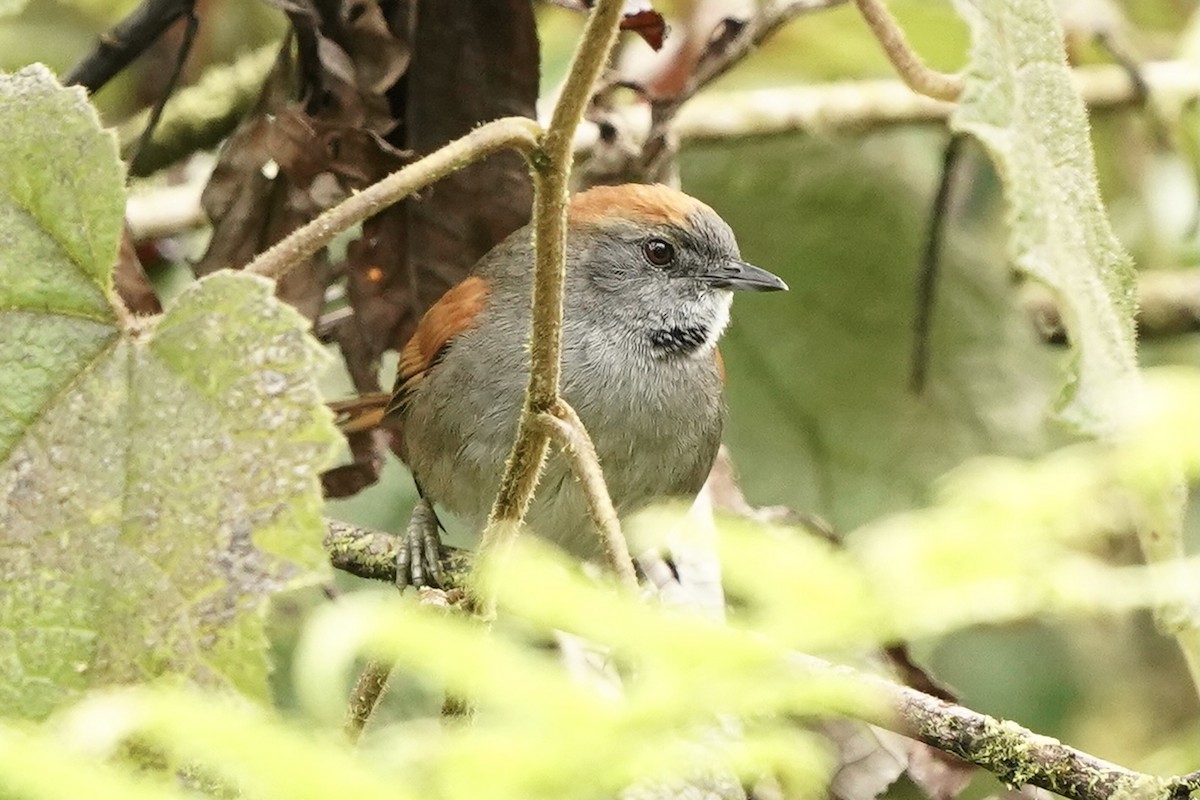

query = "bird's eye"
[642,238,676,267]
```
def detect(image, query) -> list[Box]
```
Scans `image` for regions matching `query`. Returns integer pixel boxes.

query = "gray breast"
[402,284,725,559]
[542,327,725,554]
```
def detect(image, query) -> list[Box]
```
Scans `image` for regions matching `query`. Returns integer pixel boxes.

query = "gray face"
[571,209,786,359]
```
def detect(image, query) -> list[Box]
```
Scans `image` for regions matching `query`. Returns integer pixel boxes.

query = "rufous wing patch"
[567,183,713,229]
[386,276,490,420]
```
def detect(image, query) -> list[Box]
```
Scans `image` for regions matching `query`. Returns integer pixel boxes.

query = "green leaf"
[0,64,123,458]
[0,0,31,17]
[949,0,1139,434]
[0,66,341,720]
[683,135,1060,530]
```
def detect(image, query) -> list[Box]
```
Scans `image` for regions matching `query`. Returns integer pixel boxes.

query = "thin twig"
[64,0,195,92]
[480,0,628,564]
[128,7,198,175]
[245,117,543,282]
[119,42,277,177]
[639,0,849,178]
[853,0,963,101]
[909,133,964,394]
[686,0,849,102]
[534,401,637,588]
[344,659,392,743]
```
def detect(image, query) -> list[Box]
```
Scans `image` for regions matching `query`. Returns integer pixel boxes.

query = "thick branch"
[481,0,628,553]
[323,519,1196,800]
[64,0,195,92]
[818,654,1196,800]
[244,117,543,282]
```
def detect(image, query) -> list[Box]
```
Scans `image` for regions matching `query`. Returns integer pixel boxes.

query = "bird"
[360,183,787,587]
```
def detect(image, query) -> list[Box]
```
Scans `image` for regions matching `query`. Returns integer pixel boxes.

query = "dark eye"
[641,238,676,267]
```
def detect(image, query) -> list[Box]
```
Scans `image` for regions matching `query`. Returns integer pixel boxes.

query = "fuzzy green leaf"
[0,66,340,720]
[685,136,1060,530]
[949,0,1139,434]
[0,0,30,17]
[0,64,123,459]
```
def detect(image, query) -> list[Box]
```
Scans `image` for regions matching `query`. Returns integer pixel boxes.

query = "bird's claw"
[395,498,444,591]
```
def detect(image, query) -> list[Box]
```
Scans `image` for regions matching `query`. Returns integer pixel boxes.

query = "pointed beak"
[701,260,788,292]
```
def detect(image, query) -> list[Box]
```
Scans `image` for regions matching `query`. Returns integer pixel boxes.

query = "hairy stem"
[479,0,629,565]
[854,0,963,101]
[245,116,543,282]
[535,401,637,588]
[343,660,392,743]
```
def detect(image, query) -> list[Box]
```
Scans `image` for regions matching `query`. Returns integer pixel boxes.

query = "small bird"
[377,183,786,586]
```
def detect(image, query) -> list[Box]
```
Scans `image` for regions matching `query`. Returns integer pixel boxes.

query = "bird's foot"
[396,497,444,590]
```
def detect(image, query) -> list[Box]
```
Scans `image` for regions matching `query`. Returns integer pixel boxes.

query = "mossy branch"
[324,517,1199,800]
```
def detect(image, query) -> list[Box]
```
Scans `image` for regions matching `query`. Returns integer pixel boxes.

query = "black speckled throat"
[648,325,710,356]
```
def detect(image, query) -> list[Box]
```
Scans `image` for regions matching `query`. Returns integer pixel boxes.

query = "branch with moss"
[324,517,1200,800]
[802,653,1200,800]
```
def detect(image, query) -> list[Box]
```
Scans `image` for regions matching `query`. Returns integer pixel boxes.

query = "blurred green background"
[5,0,1197,784]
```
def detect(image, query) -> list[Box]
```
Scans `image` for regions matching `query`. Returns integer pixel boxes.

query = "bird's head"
[564,183,787,358]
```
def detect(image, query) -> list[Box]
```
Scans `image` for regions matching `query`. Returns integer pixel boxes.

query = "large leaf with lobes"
[685,133,1061,532]
[948,0,1139,435]
[0,65,341,719]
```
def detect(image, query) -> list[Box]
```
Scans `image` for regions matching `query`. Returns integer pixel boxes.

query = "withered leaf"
[338,0,539,394]
[115,224,162,315]
[549,0,668,50]
[198,2,410,320]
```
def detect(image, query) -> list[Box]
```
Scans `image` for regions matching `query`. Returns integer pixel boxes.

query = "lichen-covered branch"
[798,651,1198,800]
[880,672,1195,800]
[324,518,471,587]
[323,518,1197,800]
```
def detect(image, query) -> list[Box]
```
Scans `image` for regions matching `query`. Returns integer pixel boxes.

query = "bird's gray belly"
[405,341,723,558]
[527,357,724,556]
